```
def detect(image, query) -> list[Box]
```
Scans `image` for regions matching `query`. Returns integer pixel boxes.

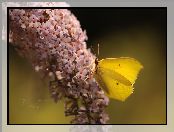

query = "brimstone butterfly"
[94,57,143,101]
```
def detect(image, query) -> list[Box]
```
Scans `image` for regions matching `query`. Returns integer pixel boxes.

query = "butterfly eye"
[116,83,119,85]
[95,58,98,66]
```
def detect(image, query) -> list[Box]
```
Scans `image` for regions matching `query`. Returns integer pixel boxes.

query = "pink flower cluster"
[9,9,109,124]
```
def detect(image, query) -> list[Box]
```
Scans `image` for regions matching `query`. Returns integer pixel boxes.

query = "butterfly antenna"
[97,43,100,57]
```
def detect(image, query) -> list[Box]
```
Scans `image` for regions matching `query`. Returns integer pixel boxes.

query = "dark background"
[9,8,166,124]
[71,8,166,47]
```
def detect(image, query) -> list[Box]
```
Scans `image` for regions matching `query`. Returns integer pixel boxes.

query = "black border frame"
[7,7,167,125]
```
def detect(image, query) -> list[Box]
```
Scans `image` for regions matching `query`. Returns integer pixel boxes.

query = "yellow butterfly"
[94,57,143,101]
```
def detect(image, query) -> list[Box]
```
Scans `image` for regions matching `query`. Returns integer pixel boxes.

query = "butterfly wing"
[98,57,143,85]
[94,67,134,101]
[94,57,143,101]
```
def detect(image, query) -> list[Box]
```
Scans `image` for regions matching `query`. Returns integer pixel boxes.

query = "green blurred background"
[9,8,166,124]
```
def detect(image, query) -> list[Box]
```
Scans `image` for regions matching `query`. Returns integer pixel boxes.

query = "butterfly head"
[95,58,99,67]
[94,57,99,74]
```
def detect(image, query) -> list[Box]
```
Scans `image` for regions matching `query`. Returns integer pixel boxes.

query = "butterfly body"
[94,57,143,101]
